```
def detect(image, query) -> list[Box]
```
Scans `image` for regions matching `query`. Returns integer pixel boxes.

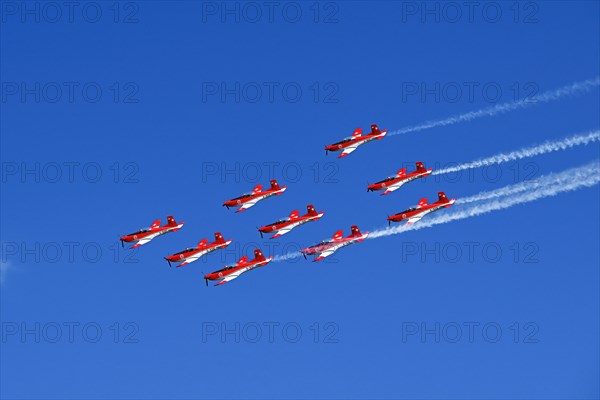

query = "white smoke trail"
[273,251,303,262]
[457,161,600,205]
[272,162,600,262]
[368,162,600,239]
[390,77,600,136]
[433,130,600,176]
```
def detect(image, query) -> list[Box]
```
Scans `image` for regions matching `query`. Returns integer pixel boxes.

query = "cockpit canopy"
[267,218,289,226]
[332,137,354,146]
[231,193,253,201]
[397,207,418,215]
[308,240,332,248]
[375,176,397,184]
[214,265,237,273]
[174,248,196,255]
[129,228,150,235]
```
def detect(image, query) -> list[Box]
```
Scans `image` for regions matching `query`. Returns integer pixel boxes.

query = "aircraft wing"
[177,252,204,267]
[406,214,425,225]
[215,269,246,286]
[236,197,261,212]
[271,225,295,239]
[339,143,361,158]
[382,181,406,195]
[130,237,153,248]
[313,247,338,262]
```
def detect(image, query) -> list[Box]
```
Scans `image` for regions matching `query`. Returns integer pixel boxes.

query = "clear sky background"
[1,1,599,399]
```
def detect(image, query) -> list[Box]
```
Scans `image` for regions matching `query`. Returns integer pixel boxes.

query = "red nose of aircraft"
[204,271,219,281]
[257,225,275,238]
[387,214,405,225]
[222,199,239,208]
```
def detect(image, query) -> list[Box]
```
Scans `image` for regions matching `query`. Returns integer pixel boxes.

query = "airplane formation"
[119,124,455,286]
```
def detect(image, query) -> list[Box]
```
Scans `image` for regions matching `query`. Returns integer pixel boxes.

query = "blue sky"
[1,1,599,399]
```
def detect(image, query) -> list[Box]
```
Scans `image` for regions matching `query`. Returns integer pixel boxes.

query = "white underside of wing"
[406,214,425,225]
[180,252,205,266]
[341,144,361,156]
[274,223,299,237]
[383,181,405,194]
[135,237,153,247]
[316,247,338,259]
[217,268,246,285]
[239,197,261,211]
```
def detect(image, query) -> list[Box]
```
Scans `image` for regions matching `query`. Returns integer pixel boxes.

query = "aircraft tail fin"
[289,210,300,220]
[253,248,266,262]
[396,168,407,177]
[333,230,343,240]
[416,161,427,173]
[150,220,161,230]
[253,184,263,193]
[306,204,318,216]
[166,216,178,227]
[352,128,363,138]
[438,192,449,203]
[270,180,281,191]
[350,225,362,237]
[214,232,226,244]
[370,124,381,135]
[237,256,249,265]
[198,239,209,248]
[417,198,428,208]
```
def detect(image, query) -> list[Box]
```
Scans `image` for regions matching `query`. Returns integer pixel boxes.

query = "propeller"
[325,149,328,156]
[201,270,209,287]
[303,253,307,260]
[165,258,172,268]
[258,228,263,238]
[120,239,124,248]
[223,204,229,209]
[387,215,391,226]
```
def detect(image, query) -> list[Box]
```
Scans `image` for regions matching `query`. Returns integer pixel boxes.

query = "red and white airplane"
[300,225,368,262]
[387,192,456,225]
[164,232,232,267]
[204,248,272,286]
[120,216,184,248]
[223,179,287,212]
[258,205,324,239]
[325,124,387,158]
[367,162,433,195]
